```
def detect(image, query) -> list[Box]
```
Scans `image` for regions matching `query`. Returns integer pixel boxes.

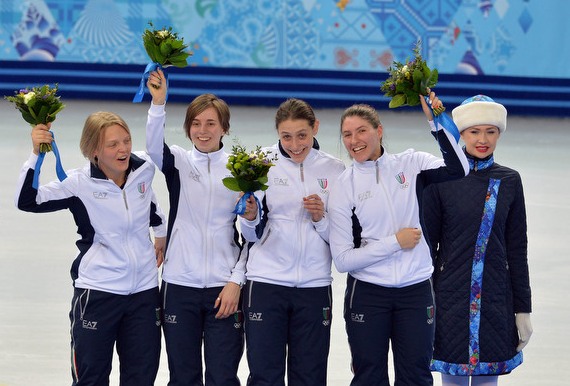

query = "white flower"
[23,91,36,105]
[157,30,170,39]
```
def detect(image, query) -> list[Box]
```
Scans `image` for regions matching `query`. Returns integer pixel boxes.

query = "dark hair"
[275,98,316,129]
[183,93,230,139]
[340,104,381,131]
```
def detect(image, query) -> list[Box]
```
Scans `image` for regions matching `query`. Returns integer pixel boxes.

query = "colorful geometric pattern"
[0,0,567,78]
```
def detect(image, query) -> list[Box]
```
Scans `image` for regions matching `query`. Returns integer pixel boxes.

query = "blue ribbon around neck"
[33,131,67,189]
[132,62,169,103]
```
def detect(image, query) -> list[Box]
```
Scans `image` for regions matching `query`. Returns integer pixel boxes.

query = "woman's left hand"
[154,236,166,267]
[303,194,325,222]
[214,282,241,319]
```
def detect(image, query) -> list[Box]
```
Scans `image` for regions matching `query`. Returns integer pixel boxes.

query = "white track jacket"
[240,142,345,288]
[15,151,167,295]
[146,103,246,288]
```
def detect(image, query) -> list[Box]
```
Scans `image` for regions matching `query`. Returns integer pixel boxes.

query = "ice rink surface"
[0,99,568,385]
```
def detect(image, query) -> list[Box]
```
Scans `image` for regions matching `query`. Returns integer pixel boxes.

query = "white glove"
[515,313,533,352]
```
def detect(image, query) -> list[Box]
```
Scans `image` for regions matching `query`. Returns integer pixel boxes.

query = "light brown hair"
[183,93,230,139]
[340,104,382,130]
[80,111,130,165]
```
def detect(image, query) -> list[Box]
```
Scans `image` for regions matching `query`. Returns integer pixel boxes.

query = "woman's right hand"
[419,89,444,122]
[239,193,258,221]
[396,227,422,249]
[31,123,53,155]
[147,68,167,105]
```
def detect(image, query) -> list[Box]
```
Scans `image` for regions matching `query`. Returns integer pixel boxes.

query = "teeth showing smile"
[198,137,210,141]
[353,146,365,153]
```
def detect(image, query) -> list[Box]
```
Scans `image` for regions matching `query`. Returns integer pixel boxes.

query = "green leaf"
[428,69,439,88]
[37,104,49,123]
[389,94,406,108]
[22,111,37,125]
[406,92,420,106]
[222,177,241,192]
[159,41,173,56]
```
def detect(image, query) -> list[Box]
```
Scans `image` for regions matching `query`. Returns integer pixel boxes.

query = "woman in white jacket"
[328,99,468,386]
[15,112,166,386]
[240,98,345,386]
[146,69,246,386]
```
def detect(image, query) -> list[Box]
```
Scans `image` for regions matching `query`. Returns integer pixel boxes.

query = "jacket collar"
[90,153,144,180]
[465,149,494,171]
[353,146,388,172]
[191,142,226,163]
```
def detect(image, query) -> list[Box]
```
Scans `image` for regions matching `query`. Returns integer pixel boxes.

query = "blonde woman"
[15,112,166,385]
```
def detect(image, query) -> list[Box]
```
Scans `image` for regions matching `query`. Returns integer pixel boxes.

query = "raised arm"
[145,68,168,169]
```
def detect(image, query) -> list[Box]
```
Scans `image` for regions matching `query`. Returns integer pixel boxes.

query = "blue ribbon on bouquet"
[33,131,67,189]
[132,62,169,103]
[233,191,262,219]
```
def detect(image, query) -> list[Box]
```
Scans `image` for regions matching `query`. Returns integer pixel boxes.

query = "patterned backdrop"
[1,0,568,78]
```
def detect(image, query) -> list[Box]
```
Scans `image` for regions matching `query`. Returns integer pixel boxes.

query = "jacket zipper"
[204,155,212,287]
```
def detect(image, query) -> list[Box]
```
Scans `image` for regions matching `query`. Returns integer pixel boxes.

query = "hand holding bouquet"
[380,40,445,116]
[223,144,277,215]
[5,84,65,153]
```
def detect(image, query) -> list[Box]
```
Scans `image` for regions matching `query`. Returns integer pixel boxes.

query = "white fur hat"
[452,95,507,133]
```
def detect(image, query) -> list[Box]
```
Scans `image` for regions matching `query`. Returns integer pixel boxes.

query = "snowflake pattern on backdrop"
[1,0,557,77]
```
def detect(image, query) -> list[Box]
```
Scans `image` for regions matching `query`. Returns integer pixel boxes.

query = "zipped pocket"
[348,278,357,309]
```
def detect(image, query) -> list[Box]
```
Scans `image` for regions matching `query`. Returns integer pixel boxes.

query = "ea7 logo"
[351,313,365,323]
[358,191,372,202]
[273,177,289,186]
[164,314,177,324]
[93,192,107,199]
[82,320,98,330]
[248,312,263,321]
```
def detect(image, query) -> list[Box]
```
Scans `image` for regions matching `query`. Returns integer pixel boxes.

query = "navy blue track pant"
[69,287,161,386]
[243,281,332,386]
[161,281,244,386]
[345,275,435,386]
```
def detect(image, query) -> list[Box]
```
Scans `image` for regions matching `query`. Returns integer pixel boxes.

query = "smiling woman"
[145,68,246,385]
[14,110,167,386]
[237,98,346,385]
[328,98,469,386]
[80,114,133,187]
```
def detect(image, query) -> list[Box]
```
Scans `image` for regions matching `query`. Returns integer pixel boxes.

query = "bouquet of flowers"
[133,22,191,102]
[4,84,65,153]
[223,144,276,215]
[223,144,276,193]
[142,21,190,69]
[380,40,445,115]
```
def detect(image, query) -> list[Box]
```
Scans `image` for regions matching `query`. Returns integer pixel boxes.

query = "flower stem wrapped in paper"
[4,84,67,188]
[223,144,276,215]
[133,21,191,102]
[380,40,445,116]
